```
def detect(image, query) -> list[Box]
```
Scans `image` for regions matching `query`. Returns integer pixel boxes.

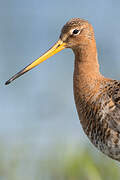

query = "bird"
[5,18,120,162]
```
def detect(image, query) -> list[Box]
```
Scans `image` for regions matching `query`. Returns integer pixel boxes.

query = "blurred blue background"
[1,0,120,179]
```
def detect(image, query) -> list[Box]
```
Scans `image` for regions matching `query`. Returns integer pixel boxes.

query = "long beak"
[5,39,66,85]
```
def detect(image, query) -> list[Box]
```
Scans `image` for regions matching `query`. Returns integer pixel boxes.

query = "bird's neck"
[73,39,103,97]
[73,38,99,70]
[73,40,104,126]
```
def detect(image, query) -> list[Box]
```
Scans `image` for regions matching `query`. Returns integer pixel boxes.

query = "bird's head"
[5,18,94,85]
[60,18,94,49]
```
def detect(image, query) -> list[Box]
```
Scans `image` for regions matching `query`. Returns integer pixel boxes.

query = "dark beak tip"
[5,80,11,85]
[5,68,27,86]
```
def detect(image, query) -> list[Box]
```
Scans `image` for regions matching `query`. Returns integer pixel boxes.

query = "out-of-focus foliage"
[0,143,119,180]
[62,148,120,180]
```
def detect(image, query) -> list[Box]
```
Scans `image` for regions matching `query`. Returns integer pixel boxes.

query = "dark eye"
[72,29,80,35]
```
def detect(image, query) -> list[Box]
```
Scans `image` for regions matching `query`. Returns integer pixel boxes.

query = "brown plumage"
[5,18,120,161]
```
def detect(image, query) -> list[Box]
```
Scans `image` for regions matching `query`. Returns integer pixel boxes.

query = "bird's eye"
[72,29,80,35]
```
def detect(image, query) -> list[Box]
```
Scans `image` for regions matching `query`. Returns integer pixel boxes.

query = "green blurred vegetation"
[0,142,119,180]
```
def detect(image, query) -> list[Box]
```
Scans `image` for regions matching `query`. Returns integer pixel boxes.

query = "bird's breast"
[73,75,120,160]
